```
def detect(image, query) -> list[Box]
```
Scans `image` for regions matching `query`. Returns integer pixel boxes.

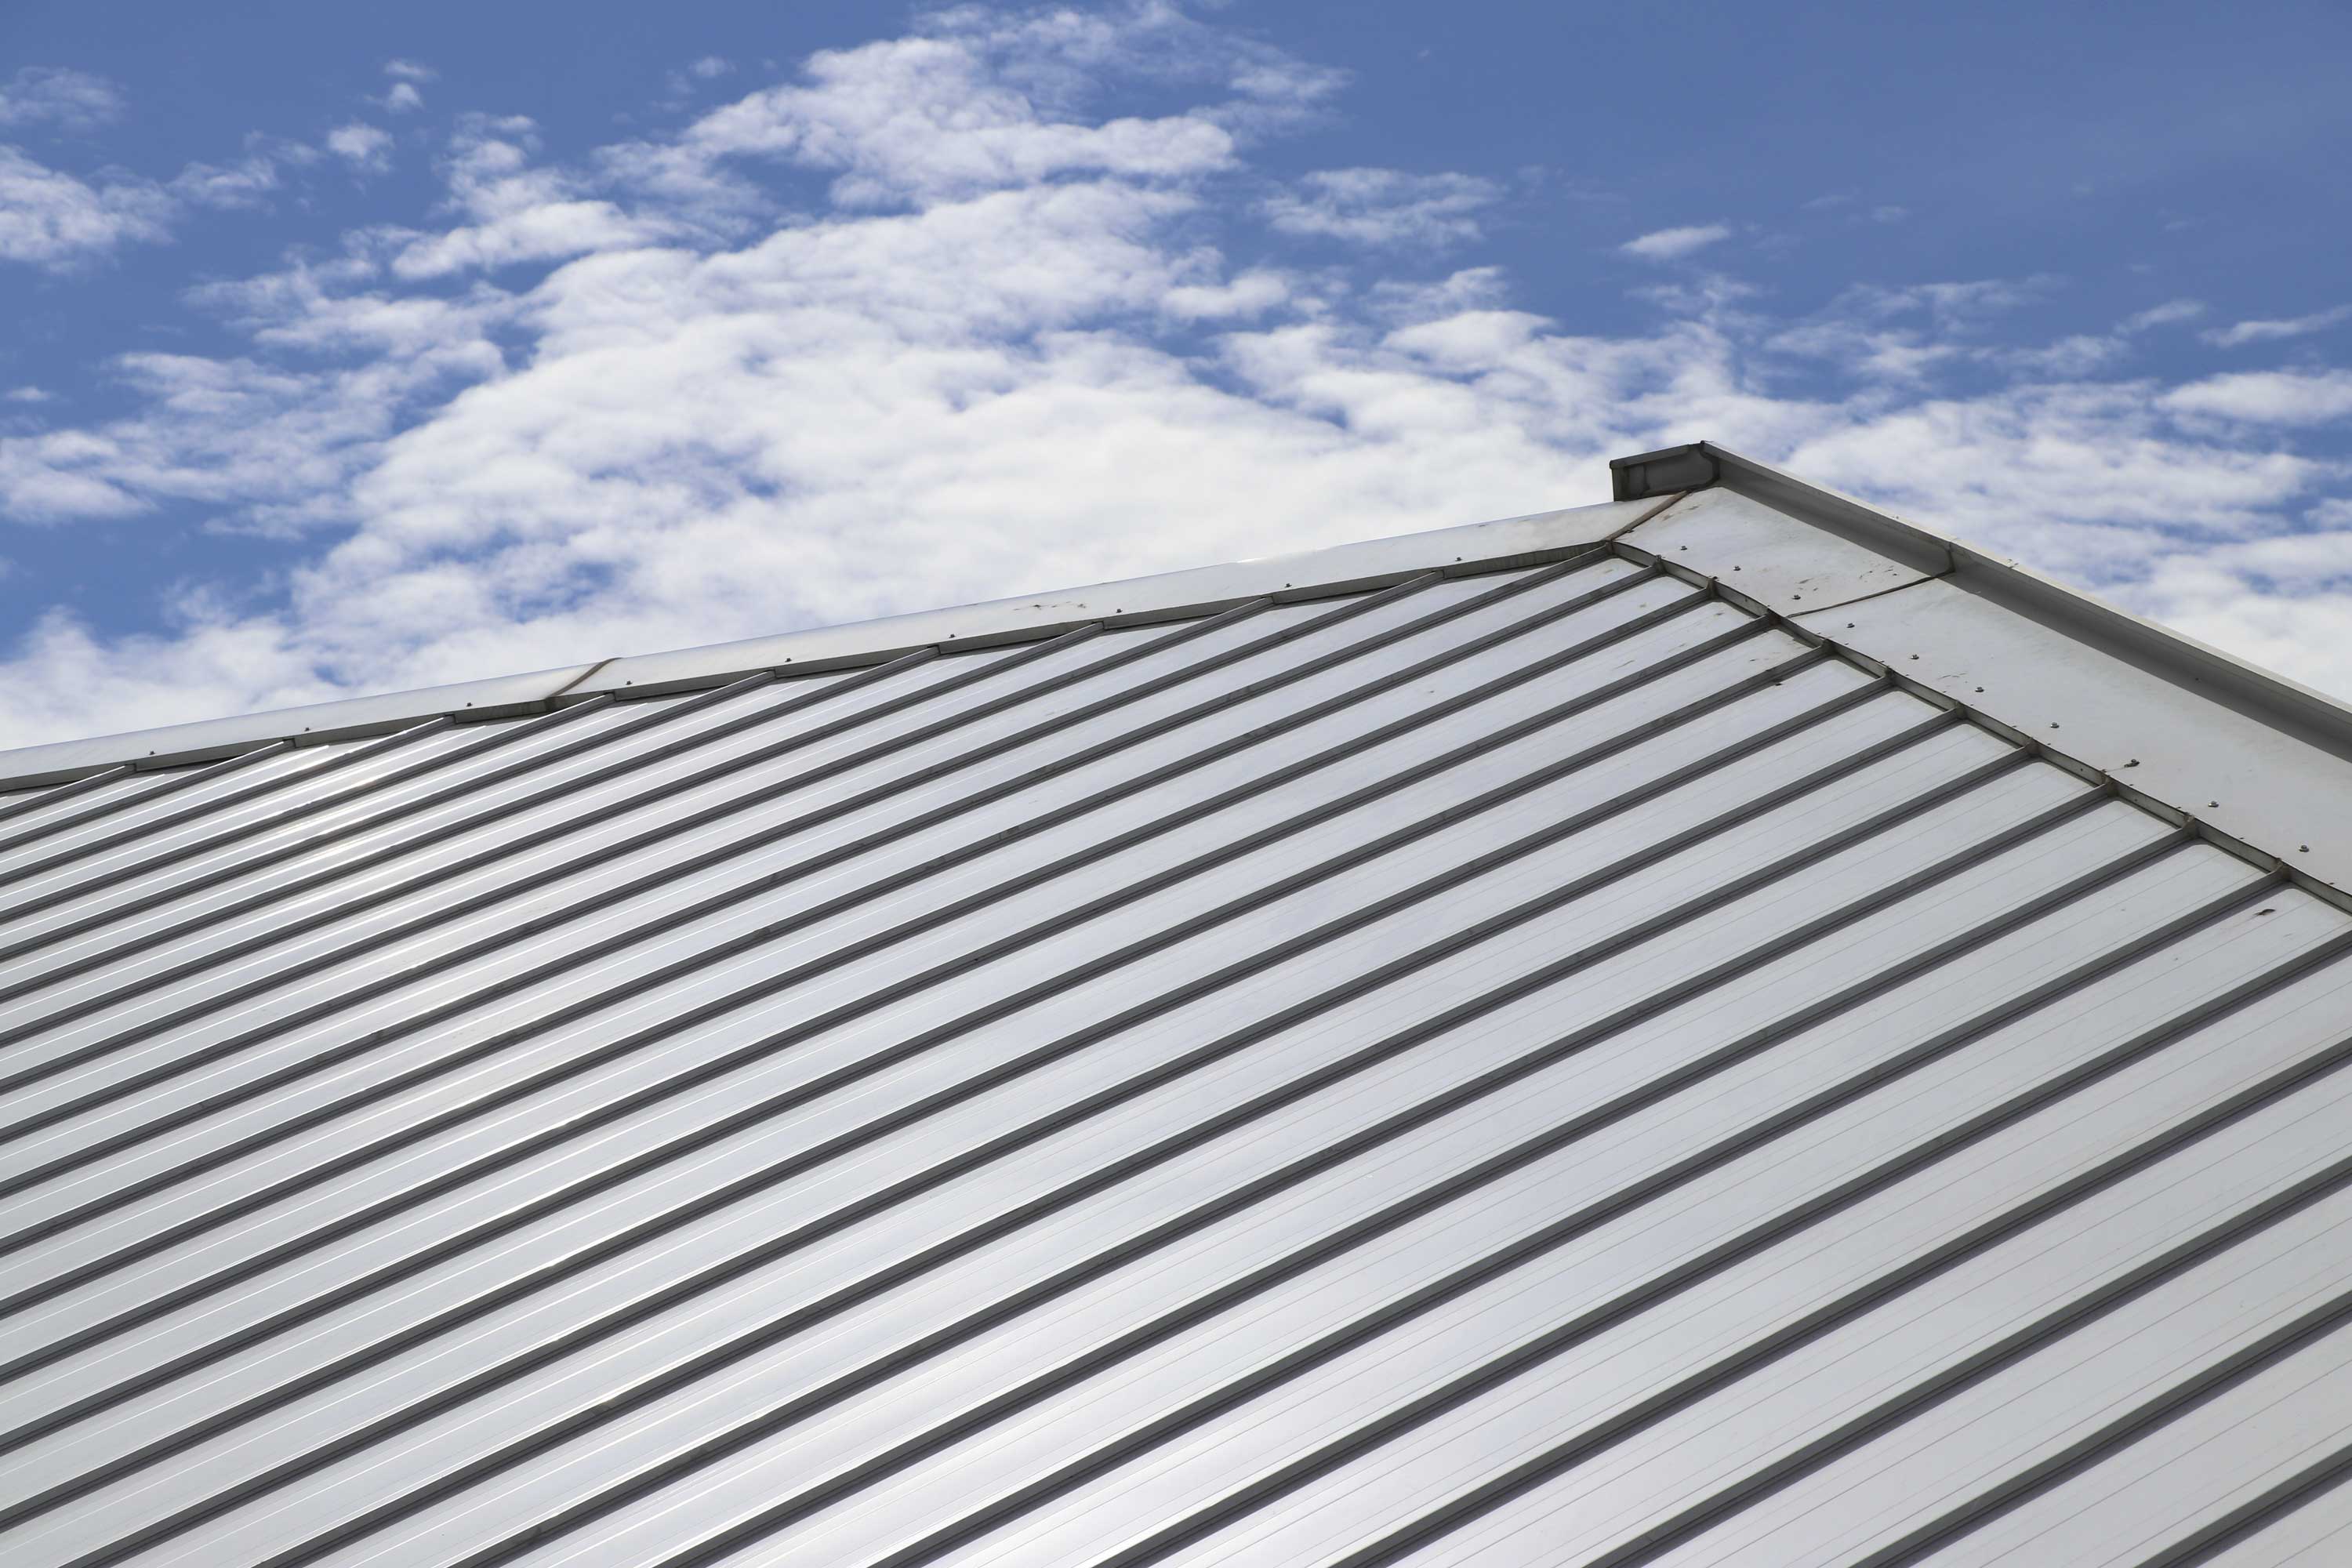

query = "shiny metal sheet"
[6,501,2352,1568]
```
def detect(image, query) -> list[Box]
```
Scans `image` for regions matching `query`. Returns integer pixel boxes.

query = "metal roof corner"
[1609,441,2352,896]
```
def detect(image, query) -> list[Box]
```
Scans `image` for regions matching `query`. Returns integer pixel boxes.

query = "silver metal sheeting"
[3,547,2351,1568]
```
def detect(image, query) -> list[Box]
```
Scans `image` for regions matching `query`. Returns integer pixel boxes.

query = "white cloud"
[326,122,395,173]
[3,2,2351,750]
[1261,168,1500,248]
[1620,223,1732,262]
[1846,278,2051,321]
[2162,370,2352,425]
[2120,298,2205,332]
[389,117,676,278]
[689,56,733,80]
[376,60,434,114]
[670,33,1237,209]
[1161,268,1290,321]
[172,154,280,209]
[5,387,53,405]
[2201,304,2352,348]
[0,147,175,269]
[0,66,124,132]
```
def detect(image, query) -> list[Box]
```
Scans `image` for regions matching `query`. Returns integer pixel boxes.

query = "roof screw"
[2125,758,2140,768]
[1846,622,1855,629]
[2049,722,2060,729]
[1973,686,1984,693]
[2209,800,2220,808]
[1733,564,1742,571]
[2303,844,2313,852]
[1909,654,1918,660]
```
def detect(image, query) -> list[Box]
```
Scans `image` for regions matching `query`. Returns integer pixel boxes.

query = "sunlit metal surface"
[4,517,2352,1568]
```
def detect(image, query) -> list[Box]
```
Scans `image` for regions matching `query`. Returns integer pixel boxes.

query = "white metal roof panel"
[4,452,2352,1567]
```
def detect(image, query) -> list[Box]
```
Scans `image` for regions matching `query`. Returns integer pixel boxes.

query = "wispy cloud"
[171,155,281,209]
[1620,223,1731,261]
[2120,299,2205,333]
[2163,369,2352,424]
[1260,168,1499,247]
[2201,304,2352,348]
[0,66,124,132]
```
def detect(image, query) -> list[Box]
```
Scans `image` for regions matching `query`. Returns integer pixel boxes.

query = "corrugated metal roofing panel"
[5,463,2352,1567]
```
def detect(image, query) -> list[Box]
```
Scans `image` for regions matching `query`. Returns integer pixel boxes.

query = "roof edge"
[1616,441,2352,766]
[0,493,1671,794]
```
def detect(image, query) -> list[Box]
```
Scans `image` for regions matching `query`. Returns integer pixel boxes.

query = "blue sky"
[2,0,2350,748]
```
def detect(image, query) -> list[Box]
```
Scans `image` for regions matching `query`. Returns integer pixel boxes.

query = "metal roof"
[4,451,2352,1566]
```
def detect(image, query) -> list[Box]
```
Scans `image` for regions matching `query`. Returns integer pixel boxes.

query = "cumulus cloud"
[0,66,124,132]
[1620,223,1733,261]
[1161,267,1290,321]
[2201,304,2352,348]
[1,2,2350,750]
[388,115,677,277]
[376,60,434,114]
[326,122,395,173]
[1261,169,1500,248]
[0,147,175,269]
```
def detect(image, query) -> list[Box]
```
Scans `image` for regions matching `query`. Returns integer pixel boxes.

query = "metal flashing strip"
[0,500,1674,793]
[1611,441,2352,897]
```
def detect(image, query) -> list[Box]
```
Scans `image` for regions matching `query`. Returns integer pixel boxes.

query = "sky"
[2,0,2350,751]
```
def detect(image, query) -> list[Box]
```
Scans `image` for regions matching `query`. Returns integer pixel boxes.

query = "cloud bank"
[1,2,2349,752]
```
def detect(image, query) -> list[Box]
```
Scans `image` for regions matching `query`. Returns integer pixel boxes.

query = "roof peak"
[5,447,2350,904]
